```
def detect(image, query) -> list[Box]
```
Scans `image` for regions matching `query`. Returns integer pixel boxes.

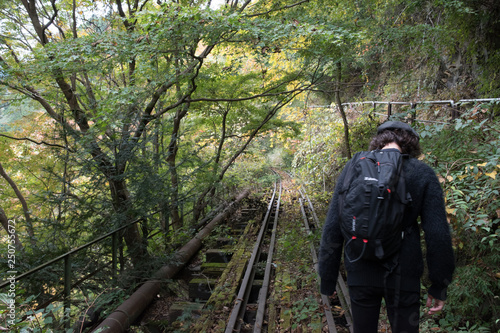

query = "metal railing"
[309,98,500,119]
[0,215,152,311]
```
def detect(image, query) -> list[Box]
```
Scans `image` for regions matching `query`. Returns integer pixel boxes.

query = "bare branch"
[0,133,74,152]
[245,0,310,18]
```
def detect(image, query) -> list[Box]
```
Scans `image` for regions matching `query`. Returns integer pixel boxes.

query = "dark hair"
[369,128,421,158]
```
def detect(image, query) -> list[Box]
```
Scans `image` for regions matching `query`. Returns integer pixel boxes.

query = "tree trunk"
[108,176,145,261]
[0,205,24,251]
[0,162,35,245]
[166,106,189,230]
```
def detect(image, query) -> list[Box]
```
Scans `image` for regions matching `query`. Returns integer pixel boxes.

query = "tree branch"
[41,0,59,37]
[0,133,74,152]
[245,0,311,18]
[0,205,24,251]
[0,162,35,244]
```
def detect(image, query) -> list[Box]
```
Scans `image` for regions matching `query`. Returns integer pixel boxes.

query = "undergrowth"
[295,102,500,332]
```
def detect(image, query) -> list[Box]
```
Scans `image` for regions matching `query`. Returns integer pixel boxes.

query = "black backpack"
[338,149,412,263]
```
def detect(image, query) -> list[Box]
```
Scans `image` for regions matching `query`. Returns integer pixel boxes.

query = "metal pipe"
[93,190,250,333]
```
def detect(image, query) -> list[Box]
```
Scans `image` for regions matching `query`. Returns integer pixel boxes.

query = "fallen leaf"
[485,170,497,179]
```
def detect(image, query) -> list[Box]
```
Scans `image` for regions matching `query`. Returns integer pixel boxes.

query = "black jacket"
[318,154,455,300]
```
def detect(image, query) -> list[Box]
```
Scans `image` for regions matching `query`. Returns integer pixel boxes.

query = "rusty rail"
[225,176,281,333]
[298,184,353,333]
[253,178,282,333]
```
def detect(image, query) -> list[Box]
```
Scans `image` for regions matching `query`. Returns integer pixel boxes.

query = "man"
[318,121,455,333]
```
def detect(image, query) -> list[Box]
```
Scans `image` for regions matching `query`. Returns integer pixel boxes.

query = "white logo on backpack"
[364,177,378,182]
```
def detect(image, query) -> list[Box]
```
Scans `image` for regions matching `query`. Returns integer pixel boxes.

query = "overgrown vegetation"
[421,106,500,330]
[294,103,500,331]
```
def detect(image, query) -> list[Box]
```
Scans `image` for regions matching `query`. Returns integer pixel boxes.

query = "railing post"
[64,254,71,326]
[112,232,118,282]
[410,103,416,123]
[387,102,392,118]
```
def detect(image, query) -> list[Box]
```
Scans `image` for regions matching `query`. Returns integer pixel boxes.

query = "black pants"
[349,286,420,333]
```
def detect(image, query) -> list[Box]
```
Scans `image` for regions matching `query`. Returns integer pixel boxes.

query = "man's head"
[369,121,421,157]
[377,121,419,140]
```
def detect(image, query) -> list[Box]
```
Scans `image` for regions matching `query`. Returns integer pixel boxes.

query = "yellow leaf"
[477,162,487,167]
[485,170,497,179]
[446,207,456,215]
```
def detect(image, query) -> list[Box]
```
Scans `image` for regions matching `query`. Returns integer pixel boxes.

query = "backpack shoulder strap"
[340,151,373,192]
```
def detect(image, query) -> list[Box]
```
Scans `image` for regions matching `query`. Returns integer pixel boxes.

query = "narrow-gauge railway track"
[298,186,353,333]
[220,172,353,333]
[224,173,282,333]
[104,171,354,332]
